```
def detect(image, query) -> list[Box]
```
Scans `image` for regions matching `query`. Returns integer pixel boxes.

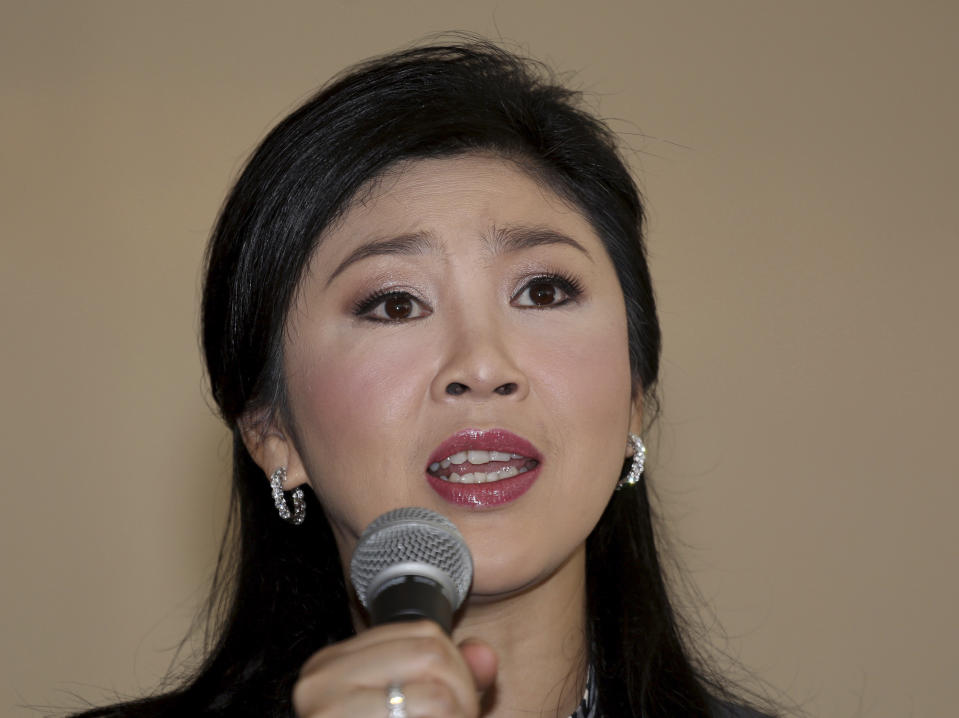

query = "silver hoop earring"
[616,434,646,489]
[270,466,306,525]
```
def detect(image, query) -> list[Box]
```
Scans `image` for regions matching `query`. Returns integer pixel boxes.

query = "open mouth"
[427,449,540,484]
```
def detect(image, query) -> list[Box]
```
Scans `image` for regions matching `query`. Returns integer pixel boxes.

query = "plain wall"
[2,2,956,716]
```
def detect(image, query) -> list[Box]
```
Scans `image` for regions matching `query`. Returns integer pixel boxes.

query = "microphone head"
[350,507,473,612]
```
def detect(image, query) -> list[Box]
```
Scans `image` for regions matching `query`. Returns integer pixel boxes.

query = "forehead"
[317,154,601,256]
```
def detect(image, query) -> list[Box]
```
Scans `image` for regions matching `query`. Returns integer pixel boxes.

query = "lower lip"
[425,465,541,508]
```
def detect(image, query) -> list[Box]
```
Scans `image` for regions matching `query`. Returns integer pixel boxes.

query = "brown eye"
[355,290,431,322]
[528,282,557,306]
[512,274,581,308]
[384,295,413,319]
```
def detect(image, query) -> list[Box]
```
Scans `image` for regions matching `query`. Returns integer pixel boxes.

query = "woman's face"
[273,154,640,599]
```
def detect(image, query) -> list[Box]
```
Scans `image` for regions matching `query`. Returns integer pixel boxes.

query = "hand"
[293,620,498,717]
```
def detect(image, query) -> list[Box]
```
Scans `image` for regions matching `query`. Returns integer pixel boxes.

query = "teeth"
[442,469,514,484]
[430,449,536,478]
[467,449,490,464]
[435,450,527,466]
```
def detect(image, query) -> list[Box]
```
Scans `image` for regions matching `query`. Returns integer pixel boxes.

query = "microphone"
[350,507,473,634]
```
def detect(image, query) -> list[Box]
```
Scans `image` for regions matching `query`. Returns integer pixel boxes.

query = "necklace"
[568,664,597,718]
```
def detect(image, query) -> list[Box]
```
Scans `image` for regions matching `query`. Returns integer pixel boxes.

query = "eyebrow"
[326,231,437,286]
[325,223,593,286]
[487,224,594,262]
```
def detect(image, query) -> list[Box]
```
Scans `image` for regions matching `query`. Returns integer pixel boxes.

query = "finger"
[457,638,498,693]
[296,623,478,716]
[294,684,379,718]
[397,680,475,718]
[295,681,473,718]
[300,620,453,674]
[301,629,467,690]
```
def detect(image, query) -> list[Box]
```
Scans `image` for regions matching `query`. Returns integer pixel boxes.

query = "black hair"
[73,38,772,718]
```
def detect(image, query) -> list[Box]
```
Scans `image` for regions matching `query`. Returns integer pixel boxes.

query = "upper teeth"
[430,451,523,472]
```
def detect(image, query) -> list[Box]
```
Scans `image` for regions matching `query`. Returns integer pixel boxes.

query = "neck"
[452,543,590,718]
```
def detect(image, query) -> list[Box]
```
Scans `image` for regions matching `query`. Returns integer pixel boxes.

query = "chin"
[464,539,588,605]
[465,571,545,604]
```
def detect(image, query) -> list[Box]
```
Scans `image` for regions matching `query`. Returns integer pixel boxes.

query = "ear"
[239,408,309,490]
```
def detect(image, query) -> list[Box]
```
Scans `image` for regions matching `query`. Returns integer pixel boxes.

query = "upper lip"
[426,428,543,468]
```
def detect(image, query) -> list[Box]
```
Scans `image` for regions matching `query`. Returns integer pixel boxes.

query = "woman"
[77,39,774,718]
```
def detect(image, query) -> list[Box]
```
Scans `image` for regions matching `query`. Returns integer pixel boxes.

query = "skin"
[243,154,643,717]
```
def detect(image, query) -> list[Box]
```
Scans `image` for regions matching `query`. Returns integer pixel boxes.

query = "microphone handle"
[369,575,453,634]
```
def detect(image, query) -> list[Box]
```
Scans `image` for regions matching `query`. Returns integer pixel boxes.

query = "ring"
[386,682,408,718]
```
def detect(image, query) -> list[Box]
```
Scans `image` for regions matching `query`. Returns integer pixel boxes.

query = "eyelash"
[352,271,584,323]
[351,289,428,321]
[512,271,584,308]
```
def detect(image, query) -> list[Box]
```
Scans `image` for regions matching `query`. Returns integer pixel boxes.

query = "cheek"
[525,307,634,523]
[291,308,441,425]
[527,313,633,426]
[284,327,432,525]
[466,315,631,594]
[295,332,428,432]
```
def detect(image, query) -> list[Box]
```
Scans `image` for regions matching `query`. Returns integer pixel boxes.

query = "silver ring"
[387,682,408,718]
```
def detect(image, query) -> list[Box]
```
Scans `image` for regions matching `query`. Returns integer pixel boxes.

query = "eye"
[511,272,583,308]
[353,290,431,323]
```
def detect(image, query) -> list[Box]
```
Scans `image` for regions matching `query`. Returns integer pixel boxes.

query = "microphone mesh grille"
[350,507,473,609]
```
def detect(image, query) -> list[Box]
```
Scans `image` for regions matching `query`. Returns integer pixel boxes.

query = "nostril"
[494,382,518,396]
[445,382,469,396]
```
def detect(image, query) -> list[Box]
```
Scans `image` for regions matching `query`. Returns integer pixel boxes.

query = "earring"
[270,466,306,525]
[616,434,646,489]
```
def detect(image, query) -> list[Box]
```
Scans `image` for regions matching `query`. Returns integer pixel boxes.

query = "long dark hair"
[75,39,763,718]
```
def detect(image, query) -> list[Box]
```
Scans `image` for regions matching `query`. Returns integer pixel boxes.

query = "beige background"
[2,2,956,716]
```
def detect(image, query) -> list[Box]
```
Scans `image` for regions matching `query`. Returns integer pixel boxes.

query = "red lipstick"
[425,428,542,509]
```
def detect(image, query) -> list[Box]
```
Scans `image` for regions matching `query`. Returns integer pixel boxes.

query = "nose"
[430,313,529,403]
[444,380,518,396]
